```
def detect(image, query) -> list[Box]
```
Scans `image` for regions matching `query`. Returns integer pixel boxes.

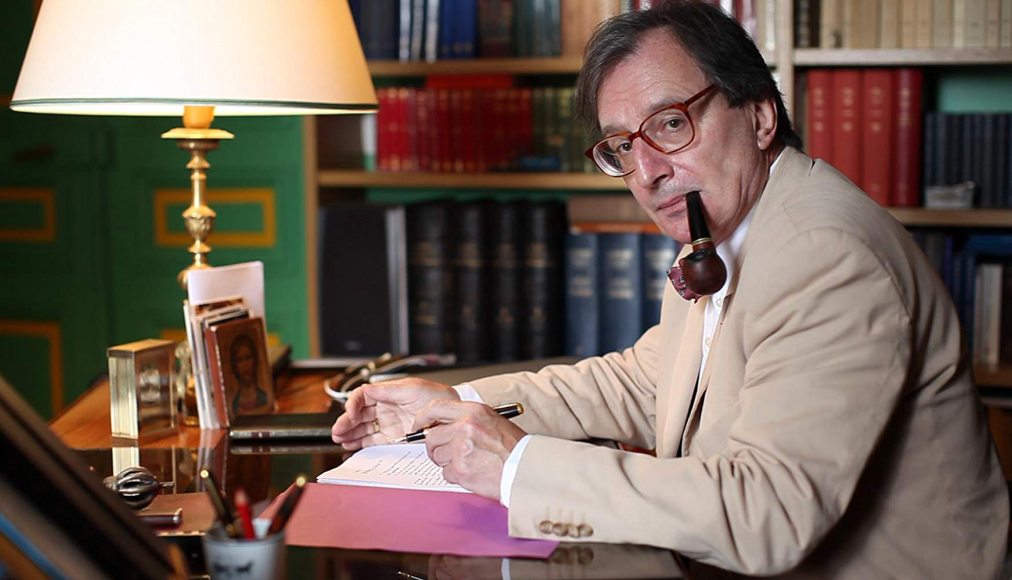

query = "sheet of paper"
[261,483,558,559]
[187,261,266,325]
[317,443,469,493]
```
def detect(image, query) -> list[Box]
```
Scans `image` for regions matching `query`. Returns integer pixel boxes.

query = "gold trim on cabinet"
[154,188,277,248]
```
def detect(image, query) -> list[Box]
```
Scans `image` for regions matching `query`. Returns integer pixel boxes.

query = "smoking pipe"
[678,191,727,296]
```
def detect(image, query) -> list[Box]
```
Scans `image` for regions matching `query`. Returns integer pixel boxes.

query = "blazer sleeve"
[505,226,914,576]
[468,323,665,449]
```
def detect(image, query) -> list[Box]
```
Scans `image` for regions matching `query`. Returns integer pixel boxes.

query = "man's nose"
[628,138,672,189]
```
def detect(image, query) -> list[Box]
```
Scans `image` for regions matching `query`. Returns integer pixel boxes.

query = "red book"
[424,74,514,90]
[435,89,453,172]
[831,69,863,185]
[415,90,434,172]
[861,69,894,206]
[806,69,834,161]
[403,88,419,172]
[376,88,394,172]
[892,67,924,207]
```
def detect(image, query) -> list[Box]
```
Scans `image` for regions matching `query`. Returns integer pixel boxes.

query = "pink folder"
[263,483,558,559]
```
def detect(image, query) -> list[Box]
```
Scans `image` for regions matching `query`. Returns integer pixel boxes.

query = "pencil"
[199,468,239,539]
[266,474,307,536]
[234,487,255,540]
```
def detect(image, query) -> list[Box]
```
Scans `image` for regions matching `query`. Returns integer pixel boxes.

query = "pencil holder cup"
[201,523,286,580]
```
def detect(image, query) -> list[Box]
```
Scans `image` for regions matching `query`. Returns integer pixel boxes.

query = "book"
[599,232,644,353]
[915,0,934,47]
[641,232,679,330]
[831,69,863,185]
[318,204,409,358]
[407,201,454,356]
[452,201,491,364]
[892,68,923,207]
[879,0,901,47]
[564,231,600,357]
[478,0,513,57]
[861,69,893,206]
[490,202,523,361]
[805,69,833,161]
[933,0,954,47]
[520,201,566,359]
[820,0,844,47]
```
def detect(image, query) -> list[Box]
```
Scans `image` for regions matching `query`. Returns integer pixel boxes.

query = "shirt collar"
[711,151,781,299]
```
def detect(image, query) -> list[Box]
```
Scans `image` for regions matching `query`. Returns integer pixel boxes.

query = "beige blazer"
[470,147,1008,578]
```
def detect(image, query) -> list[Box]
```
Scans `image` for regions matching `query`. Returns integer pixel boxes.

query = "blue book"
[564,232,600,357]
[599,233,643,354]
[641,233,679,330]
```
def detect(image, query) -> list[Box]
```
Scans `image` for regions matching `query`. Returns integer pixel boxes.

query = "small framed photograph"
[204,317,275,420]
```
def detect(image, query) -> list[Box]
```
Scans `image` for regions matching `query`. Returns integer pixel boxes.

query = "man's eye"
[616,141,633,154]
[663,117,686,130]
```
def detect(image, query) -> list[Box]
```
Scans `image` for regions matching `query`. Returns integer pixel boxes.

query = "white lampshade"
[11,0,377,117]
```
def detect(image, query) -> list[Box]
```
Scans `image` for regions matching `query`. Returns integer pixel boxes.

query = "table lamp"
[11,0,377,288]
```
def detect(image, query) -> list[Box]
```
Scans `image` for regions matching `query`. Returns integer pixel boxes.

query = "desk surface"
[49,366,726,579]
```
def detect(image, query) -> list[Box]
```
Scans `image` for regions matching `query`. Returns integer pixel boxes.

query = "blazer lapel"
[657,295,707,458]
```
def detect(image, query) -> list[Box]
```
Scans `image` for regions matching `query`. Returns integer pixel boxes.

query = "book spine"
[806,69,834,161]
[1002,263,1012,363]
[407,202,453,355]
[915,0,934,47]
[452,202,490,364]
[641,233,679,330]
[933,0,954,47]
[490,202,522,361]
[892,67,923,207]
[599,233,644,353]
[520,201,566,359]
[565,231,601,357]
[900,0,918,47]
[831,69,863,185]
[987,0,1001,47]
[861,69,894,206]
[879,0,901,47]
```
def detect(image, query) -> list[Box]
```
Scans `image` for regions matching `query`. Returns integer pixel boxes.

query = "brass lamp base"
[161,105,234,290]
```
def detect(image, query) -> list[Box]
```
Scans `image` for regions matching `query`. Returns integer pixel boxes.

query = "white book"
[318,443,471,493]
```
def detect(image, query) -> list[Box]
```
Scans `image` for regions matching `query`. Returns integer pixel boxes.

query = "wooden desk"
[50,366,695,579]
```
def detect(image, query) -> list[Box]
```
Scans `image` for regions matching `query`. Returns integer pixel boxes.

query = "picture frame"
[0,374,187,577]
[204,316,275,421]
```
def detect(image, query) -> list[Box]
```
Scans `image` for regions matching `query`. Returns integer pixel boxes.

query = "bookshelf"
[305,1,1012,385]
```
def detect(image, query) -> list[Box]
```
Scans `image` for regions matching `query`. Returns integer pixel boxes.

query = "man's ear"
[754,98,777,150]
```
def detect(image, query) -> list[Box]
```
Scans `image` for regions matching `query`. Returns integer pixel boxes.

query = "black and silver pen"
[389,402,524,444]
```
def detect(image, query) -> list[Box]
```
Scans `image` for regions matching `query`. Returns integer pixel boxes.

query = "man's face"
[596,29,776,244]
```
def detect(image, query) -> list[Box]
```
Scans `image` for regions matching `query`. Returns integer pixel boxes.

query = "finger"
[411,400,480,432]
[331,405,379,441]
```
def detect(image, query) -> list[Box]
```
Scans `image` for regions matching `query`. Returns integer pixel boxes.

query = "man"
[333,1,1009,577]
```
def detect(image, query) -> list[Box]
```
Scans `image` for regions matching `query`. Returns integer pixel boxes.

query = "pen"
[389,402,525,444]
[266,474,307,536]
[199,468,239,539]
[233,487,255,540]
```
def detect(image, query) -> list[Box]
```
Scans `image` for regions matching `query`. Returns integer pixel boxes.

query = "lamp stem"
[162,106,234,289]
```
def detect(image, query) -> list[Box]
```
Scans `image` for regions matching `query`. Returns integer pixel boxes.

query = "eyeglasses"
[586,84,715,177]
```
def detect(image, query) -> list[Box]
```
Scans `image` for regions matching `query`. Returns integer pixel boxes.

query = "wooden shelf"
[976,364,1012,389]
[794,48,1012,66]
[317,170,625,190]
[368,57,585,77]
[367,53,777,77]
[887,208,1012,227]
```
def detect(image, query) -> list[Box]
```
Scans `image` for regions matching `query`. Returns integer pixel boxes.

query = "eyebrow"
[599,96,690,136]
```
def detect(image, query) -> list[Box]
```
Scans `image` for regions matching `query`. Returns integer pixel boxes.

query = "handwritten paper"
[317,443,469,492]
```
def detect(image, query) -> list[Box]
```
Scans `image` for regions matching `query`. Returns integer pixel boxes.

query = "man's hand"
[414,400,527,500]
[330,378,458,449]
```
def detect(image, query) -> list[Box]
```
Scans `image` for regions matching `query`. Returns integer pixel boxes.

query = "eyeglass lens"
[594,108,693,175]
